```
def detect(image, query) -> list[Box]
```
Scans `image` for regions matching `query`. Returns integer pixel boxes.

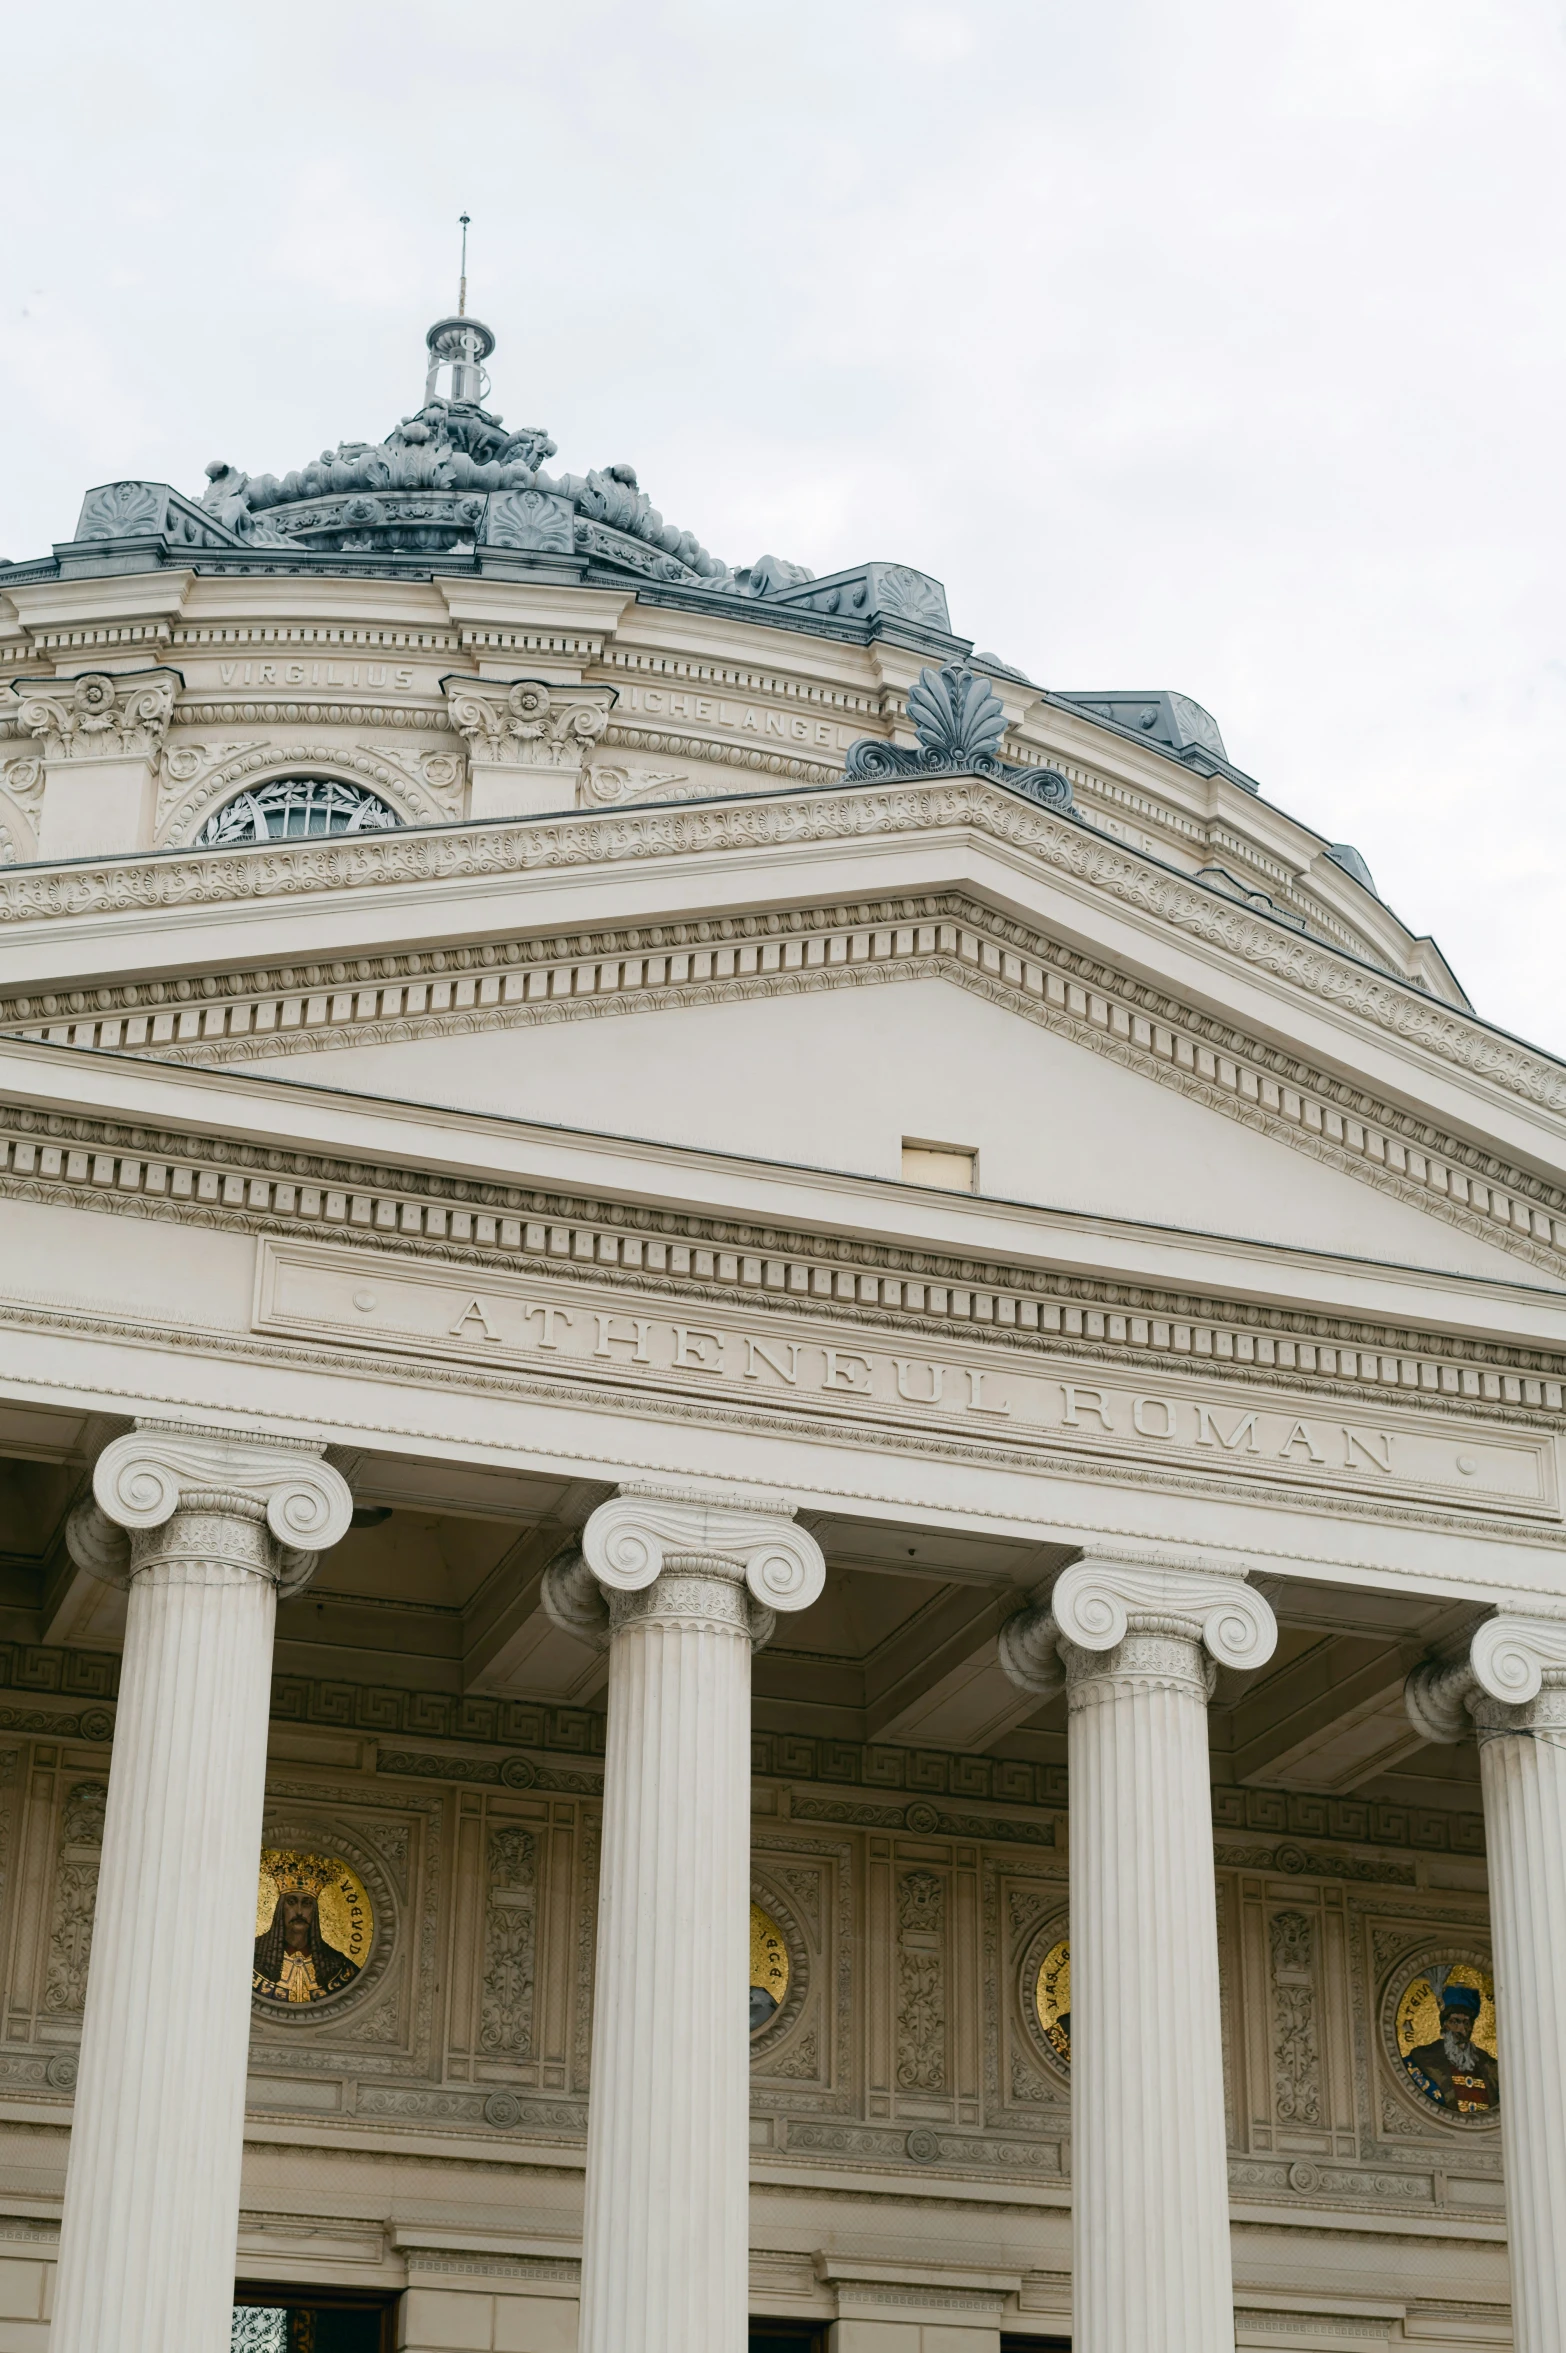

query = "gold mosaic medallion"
[750,1903,790,2033]
[1034,1937,1071,2067]
[1393,1961,1498,2118]
[254,1849,373,2009]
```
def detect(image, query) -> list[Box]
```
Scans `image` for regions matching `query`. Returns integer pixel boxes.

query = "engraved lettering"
[822,1349,874,1392]
[964,1367,1009,1415]
[744,1337,799,1385]
[645,690,665,712]
[219,662,239,686]
[741,709,760,732]
[765,713,783,736]
[894,1359,943,1403]
[394,667,414,689]
[1277,1419,1326,1463]
[521,1303,574,1350]
[1344,1427,1394,1473]
[593,1313,651,1362]
[1061,1383,1114,1431]
[367,665,388,687]
[1132,1394,1177,1438]
[258,662,277,684]
[1196,1405,1259,1453]
[285,662,305,684]
[671,1325,724,1371]
[448,1297,501,1341]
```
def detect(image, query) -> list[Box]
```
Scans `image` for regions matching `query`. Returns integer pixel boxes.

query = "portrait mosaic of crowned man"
[253,1850,370,2008]
[1397,1970,1500,2118]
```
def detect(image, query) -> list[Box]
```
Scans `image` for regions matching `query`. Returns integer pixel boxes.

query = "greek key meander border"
[10,884,1560,1278]
[4,1107,1566,1408]
[0,775,1559,1126]
[0,1647,1486,1859]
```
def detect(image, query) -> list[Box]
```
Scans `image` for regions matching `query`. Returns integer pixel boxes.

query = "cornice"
[2,1097,1565,1407]
[0,778,1556,1143]
[8,889,1563,1283]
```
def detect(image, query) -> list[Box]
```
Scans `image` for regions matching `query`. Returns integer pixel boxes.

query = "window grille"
[196,776,401,845]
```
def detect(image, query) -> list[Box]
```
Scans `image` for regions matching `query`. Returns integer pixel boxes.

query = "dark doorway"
[233,2285,396,2353]
[750,2322,826,2353]
[1002,2334,1071,2351]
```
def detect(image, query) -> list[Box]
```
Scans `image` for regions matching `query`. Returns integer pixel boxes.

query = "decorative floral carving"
[12,670,179,762]
[478,1824,537,2058]
[444,678,615,770]
[0,758,44,806]
[45,1782,107,2014]
[1270,1909,1322,2126]
[896,1868,946,2092]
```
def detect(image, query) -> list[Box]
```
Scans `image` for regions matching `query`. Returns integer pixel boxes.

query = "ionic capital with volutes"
[65,1419,354,1598]
[543,1479,825,1651]
[1405,1608,1566,1743]
[999,1550,1279,1703]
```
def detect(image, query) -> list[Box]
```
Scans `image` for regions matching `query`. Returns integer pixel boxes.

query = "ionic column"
[1407,1612,1566,2353]
[1001,1555,1277,2353]
[50,1421,353,2353]
[544,1482,825,2353]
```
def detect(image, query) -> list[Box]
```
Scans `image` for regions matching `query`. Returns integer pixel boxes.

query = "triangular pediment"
[237,966,1551,1286]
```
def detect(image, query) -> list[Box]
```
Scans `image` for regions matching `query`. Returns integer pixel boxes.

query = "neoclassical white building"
[0,310,1560,2353]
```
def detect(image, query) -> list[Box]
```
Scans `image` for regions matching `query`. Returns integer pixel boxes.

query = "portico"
[0,305,1559,2353]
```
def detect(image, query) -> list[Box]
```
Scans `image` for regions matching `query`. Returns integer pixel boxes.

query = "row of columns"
[40,1415,1566,2353]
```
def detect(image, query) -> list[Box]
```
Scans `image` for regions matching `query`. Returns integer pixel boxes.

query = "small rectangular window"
[902,1139,977,1193]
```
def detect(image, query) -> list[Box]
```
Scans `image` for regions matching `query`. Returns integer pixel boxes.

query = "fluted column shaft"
[999,1555,1276,2353]
[555,1482,825,2353]
[579,1561,754,2353]
[1406,1612,1566,2353]
[50,1424,352,2353]
[1069,1620,1232,2352]
[1476,1686,1566,2353]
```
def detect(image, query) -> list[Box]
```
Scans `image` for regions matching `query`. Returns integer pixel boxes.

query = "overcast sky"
[2,1,1562,1048]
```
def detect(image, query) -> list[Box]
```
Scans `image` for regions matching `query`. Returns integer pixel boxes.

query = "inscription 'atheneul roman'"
[443,1295,1396,1474]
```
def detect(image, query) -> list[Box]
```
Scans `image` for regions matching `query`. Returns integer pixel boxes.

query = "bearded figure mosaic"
[254,1850,373,2008]
[1394,1963,1499,2118]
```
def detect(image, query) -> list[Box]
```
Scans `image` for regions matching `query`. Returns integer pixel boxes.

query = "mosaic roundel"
[750,1902,790,2033]
[1390,1958,1499,2120]
[254,1849,374,2009]
[1033,1936,1071,2068]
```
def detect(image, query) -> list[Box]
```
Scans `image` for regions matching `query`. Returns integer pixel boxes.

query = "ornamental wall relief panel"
[749,1839,852,2112]
[43,1781,105,2018]
[478,1823,538,2061]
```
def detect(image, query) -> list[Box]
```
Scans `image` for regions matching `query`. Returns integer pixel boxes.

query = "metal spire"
[458,213,471,317]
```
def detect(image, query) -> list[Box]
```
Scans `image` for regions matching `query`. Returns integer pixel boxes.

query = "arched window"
[196,776,401,845]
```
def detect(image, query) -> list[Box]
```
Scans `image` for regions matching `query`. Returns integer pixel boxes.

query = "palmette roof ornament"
[843,663,1077,812]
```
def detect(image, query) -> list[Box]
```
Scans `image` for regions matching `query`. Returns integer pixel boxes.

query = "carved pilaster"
[1001,1555,1277,2353]
[441,673,616,821]
[1406,1611,1566,2353]
[9,667,182,860]
[562,1482,823,2353]
[50,1423,352,2353]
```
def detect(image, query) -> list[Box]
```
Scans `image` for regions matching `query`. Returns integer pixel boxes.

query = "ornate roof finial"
[421,214,493,405]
